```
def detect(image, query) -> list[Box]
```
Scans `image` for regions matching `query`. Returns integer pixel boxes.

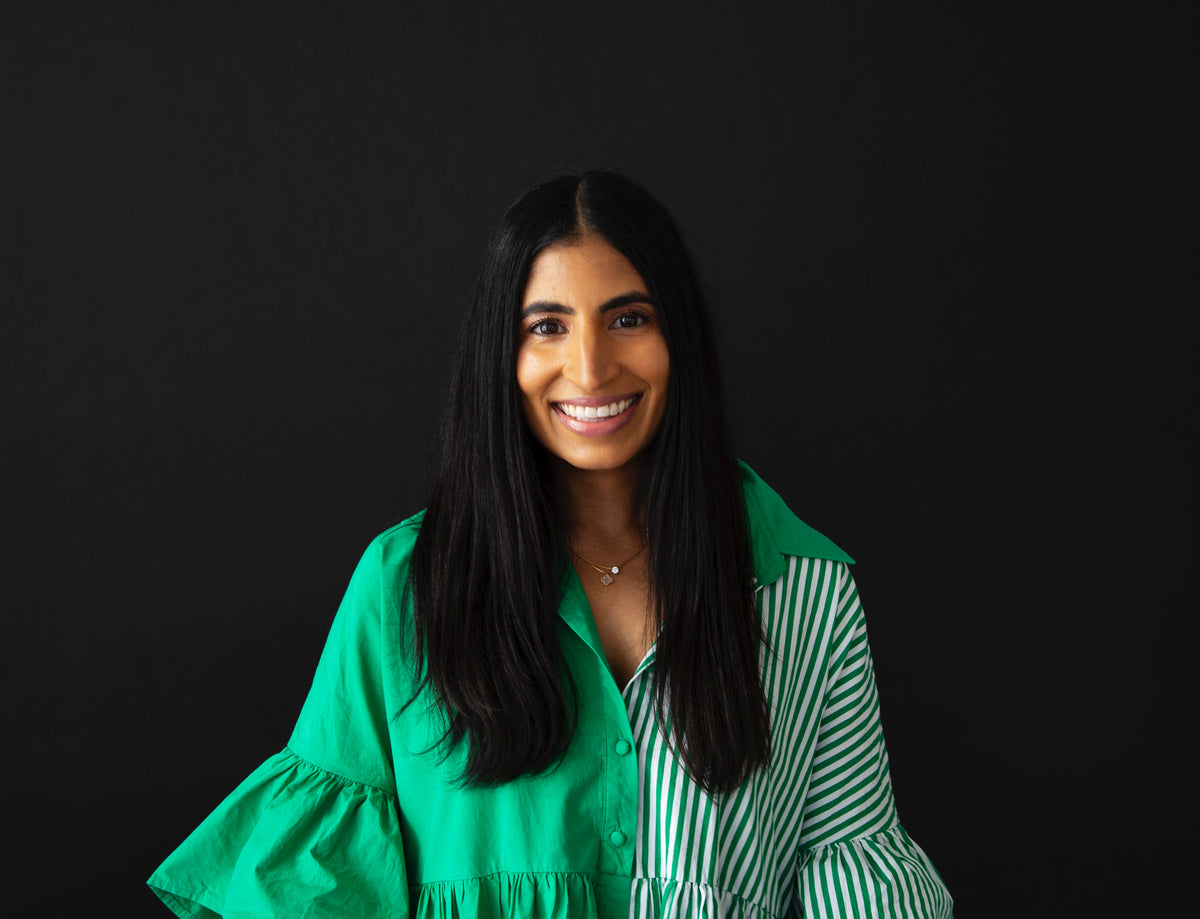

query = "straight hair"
[409,169,770,794]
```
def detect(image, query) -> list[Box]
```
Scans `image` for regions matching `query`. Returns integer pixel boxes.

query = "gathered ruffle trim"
[412,874,787,919]
[412,874,786,919]
[630,877,783,918]
[149,750,606,919]
[148,747,408,919]
[148,750,947,919]
[796,824,954,918]
[412,872,599,919]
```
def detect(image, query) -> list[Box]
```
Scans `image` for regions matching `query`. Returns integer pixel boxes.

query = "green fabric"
[737,462,853,586]
[149,752,408,918]
[148,463,948,918]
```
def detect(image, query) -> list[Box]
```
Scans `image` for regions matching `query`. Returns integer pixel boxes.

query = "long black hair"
[409,169,769,794]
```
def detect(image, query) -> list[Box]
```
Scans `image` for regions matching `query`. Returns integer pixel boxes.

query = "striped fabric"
[623,556,952,918]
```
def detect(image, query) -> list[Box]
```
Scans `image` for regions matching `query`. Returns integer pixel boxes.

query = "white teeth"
[556,397,637,421]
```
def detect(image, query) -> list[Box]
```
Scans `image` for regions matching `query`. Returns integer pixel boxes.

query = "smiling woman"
[147,170,953,918]
[517,235,670,473]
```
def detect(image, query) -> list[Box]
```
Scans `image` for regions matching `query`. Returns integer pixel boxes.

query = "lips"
[551,394,643,436]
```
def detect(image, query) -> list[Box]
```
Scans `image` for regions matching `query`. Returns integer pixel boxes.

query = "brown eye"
[613,312,648,330]
[531,319,564,335]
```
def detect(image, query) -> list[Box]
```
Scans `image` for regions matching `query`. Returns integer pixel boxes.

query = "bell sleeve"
[147,534,412,918]
[793,566,953,918]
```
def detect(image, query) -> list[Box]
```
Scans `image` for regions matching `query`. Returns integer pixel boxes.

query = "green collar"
[739,461,854,586]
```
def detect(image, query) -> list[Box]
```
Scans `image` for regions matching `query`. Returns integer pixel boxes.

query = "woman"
[148,170,953,917]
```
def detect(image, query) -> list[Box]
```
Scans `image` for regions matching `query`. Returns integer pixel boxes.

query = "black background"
[4,2,1187,916]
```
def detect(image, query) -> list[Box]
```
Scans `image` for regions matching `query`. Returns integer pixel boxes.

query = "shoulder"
[368,508,425,569]
[331,510,425,621]
[738,461,854,586]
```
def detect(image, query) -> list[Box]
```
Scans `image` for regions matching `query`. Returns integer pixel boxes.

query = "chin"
[552,443,653,474]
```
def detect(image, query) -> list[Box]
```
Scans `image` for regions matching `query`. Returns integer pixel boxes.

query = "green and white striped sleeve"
[794,567,952,917]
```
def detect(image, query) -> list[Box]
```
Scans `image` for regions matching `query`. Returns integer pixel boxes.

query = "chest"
[574,562,655,688]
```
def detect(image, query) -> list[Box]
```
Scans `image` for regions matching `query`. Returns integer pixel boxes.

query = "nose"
[564,324,618,392]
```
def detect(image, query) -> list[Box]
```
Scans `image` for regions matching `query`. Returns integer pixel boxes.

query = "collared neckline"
[403,462,851,594]
[739,461,854,588]
[555,462,852,670]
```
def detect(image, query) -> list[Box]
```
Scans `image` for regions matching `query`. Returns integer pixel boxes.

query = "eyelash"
[526,310,650,336]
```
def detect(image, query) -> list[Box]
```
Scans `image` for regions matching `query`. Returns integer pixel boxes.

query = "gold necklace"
[574,543,646,586]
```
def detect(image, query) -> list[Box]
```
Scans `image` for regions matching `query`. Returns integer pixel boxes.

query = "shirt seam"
[797,819,905,857]
[282,744,398,799]
[409,869,778,890]
[408,868,604,889]
[631,875,782,917]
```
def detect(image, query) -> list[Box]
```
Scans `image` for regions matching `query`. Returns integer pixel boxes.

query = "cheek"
[645,340,670,387]
[515,349,555,414]
[514,350,539,400]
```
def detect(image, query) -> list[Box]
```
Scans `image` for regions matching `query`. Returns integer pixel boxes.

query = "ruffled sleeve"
[794,568,952,917]
[148,748,409,918]
[149,531,414,918]
[796,825,951,918]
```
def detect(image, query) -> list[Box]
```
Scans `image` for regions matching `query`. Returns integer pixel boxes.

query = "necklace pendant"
[600,573,614,586]
[611,566,620,574]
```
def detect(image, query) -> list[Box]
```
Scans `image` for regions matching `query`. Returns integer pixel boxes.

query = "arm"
[148,534,412,919]
[793,566,952,918]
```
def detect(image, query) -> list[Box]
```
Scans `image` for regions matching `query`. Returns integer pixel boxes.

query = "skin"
[517,232,670,685]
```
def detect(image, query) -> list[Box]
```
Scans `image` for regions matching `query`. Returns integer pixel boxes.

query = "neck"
[549,456,645,549]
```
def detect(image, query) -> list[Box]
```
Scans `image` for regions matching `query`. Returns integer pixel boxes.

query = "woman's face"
[517,233,670,473]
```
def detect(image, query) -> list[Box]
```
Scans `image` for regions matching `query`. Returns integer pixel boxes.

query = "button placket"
[605,728,636,861]
[598,685,638,875]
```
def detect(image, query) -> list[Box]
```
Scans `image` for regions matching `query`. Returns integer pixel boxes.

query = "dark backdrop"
[4,2,1185,916]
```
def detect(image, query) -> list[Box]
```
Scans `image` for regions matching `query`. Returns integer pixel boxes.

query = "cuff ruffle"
[796,824,953,918]
[147,748,408,919]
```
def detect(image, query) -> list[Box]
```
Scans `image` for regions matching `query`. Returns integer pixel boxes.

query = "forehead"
[522,235,648,305]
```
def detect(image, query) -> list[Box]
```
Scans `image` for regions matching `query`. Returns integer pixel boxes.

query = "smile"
[553,395,640,421]
[550,394,644,437]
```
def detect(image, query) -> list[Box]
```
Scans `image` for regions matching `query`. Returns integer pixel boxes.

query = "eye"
[528,318,565,336]
[612,311,650,330]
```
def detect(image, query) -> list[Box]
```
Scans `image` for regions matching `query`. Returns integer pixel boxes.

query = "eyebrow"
[520,291,654,320]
